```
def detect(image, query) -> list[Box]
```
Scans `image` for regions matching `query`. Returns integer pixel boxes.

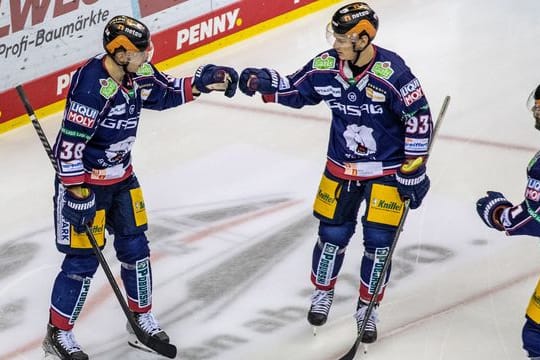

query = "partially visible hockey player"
[42,15,238,360]
[476,84,540,359]
[238,2,432,344]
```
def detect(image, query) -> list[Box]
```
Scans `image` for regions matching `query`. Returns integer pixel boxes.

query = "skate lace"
[355,305,379,332]
[310,289,334,315]
[137,312,163,336]
[56,329,82,353]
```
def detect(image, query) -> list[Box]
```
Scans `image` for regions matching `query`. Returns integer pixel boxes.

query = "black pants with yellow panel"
[311,169,405,304]
[49,175,153,330]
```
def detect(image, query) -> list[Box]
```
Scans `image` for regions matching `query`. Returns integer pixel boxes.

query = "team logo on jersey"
[99,78,119,99]
[343,124,377,156]
[526,177,540,201]
[347,92,357,102]
[66,101,98,128]
[313,53,336,70]
[371,61,394,80]
[400,78,424,106]
[105,136,136,163]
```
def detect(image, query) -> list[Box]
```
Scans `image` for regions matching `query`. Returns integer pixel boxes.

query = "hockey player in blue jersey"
[477,84,540,359]
[42,15,238,360]
[238,2,432,344]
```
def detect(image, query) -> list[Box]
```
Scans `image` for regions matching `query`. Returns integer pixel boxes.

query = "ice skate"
[127,312,170,353]
[42,324,88,360]
[355,300,378,345]
[307,288,334,335]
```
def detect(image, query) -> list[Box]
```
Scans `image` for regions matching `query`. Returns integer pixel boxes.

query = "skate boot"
[307,288,334,326]
[42,324,88,360]
[355,299,379,344]
[127,312,170,352]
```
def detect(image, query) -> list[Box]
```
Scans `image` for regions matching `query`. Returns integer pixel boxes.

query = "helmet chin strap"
[352,40,369,65]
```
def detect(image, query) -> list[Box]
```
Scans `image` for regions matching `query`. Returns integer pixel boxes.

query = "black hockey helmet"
[103,15,150,55]
[331,2,378,41]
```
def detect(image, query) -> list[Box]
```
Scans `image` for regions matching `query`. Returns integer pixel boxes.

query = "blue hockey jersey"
[53,54,195,186]
[501,151,540,236]
[263,46,432,180]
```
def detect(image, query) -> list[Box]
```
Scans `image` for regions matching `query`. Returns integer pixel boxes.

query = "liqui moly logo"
[526,177,540,201]
[400,78,424,106]
[177,8,240,49]
[67,101,98,128]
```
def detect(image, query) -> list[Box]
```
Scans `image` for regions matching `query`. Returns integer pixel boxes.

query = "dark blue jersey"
[501,151,540,236]
[263,46,432,180]
[53,54,195,186]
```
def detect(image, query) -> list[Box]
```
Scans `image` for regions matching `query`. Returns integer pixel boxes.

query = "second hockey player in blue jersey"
[238,2,432,344]
[477,84,540,359]
[42,15,238,360]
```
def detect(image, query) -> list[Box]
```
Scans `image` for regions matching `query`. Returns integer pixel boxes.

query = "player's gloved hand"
[62,187,96,233]
[239,68,280,96]
[395,157,430,209]
[476,191,512,231]
[193,64,238,97]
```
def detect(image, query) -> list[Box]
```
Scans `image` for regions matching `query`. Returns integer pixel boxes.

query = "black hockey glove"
[395,159,430,209]
[476,191,512,231]
[62,188,96,233]
[239,68,280,96]
[193,64,239,97]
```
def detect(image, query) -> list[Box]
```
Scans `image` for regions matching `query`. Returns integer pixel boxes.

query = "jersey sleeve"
[261,59,324,108]
[135,63,195,110]
[394,70,433,158]
[53,85,103,186]
[501,152,540,236]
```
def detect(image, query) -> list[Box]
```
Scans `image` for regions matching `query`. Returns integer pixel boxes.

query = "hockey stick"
[338,95,451,360]
[15,85,177,359]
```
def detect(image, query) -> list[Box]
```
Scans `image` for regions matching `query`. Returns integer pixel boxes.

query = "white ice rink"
[2,0,540,359]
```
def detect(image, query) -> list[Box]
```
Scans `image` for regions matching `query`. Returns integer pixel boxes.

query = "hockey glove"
[476,191,512,231]
[62,187,96,233]
[239,68,280,96]
[395,158,430,209]
[193,64,239,98]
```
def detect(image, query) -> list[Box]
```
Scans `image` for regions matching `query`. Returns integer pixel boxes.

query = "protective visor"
[325,22,357,46]
[125,41,154,64]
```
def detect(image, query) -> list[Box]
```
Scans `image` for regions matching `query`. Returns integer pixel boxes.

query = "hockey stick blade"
[337,95,451,360]
[15,85,177,359]
[129,320,177,358]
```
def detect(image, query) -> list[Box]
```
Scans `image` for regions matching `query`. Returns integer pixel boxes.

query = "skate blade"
[127,335,162,356]
[362,343,369,356]
[312,326,318,336]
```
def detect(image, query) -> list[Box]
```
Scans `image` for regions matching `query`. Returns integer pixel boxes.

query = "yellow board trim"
[1,0,340,135]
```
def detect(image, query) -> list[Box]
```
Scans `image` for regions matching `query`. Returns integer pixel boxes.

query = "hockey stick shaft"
[15,85,177,359]
[339,95,451,360]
